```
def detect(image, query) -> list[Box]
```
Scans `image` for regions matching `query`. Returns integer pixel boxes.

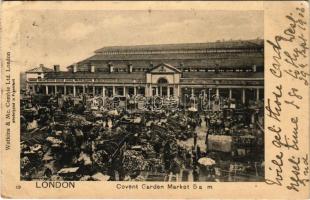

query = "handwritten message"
[265,3,309,192]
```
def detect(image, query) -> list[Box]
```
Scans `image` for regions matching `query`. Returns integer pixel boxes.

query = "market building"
[25,39,264,104]
[22,39,265,182]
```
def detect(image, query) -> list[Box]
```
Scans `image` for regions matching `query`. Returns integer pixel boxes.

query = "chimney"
[180,62,184,70]
[127,63,133,73]
[180,62,184,67]
[108,62,113,73]
[54,65,60,72]
[252,64,257,72]
[73,63,78,73]
[91,65,95,73]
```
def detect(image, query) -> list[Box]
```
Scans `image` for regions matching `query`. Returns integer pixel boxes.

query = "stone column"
[146,85,152,97]
[242,89,246,104]
[93,86,95,96]
[167,86,170,98]
[150,87,153,96]
[144,85,148,97]
[229,89,232,99]
[191,88,194,97]
[73,86,76,97]
[102,86,105,97]
[123,86,126,96]
[134,87,137,95]
[155,87,158,96]
[176,85,180,98]
[83,85,85,93]
[112,86,116,96]
[46,85,49,95]
[256,88,260,101]
[64,86,67,95]
[55,85,57,94]
[146,85,149,97]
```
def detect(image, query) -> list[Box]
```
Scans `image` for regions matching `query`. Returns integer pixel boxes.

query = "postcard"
[1,1,309,198]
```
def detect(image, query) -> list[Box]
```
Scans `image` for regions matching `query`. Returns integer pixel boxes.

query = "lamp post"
[208,88,212,110]
[199,90,208,111]
[183,88,187,109]
[199,91,205,110]
[184,94,189,110]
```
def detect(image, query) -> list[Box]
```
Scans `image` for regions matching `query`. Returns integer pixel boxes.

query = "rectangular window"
[137,87,145,96]
[128,87,134,96]
[169,87,174,96]
[106,87,113,97]
[152,87,156,96]
[116,87,124,96]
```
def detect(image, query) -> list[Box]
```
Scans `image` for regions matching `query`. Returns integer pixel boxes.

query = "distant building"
[25,39,264,104]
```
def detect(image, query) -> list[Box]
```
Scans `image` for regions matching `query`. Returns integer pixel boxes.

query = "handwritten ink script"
[265,4,309,192]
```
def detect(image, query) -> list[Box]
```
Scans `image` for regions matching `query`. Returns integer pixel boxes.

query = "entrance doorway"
[157,78,168,97]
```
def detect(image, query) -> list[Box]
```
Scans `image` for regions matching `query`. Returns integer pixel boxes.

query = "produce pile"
[122,150,146,173]
[92,149,109,169]
[67,114,90,127]
[20,96,202,181]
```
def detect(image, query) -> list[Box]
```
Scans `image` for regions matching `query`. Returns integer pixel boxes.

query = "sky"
[20,10,263,71]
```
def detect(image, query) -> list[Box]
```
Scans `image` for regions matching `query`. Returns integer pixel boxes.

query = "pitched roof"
[26,66,54,73]
[86,52,263,63]
[85,54,263,68]
[95,39,263,53]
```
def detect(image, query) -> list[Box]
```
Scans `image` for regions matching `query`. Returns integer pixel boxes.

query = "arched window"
[157,78,168,84]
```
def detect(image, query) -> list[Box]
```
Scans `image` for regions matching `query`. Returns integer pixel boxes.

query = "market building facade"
[25,39,264,105]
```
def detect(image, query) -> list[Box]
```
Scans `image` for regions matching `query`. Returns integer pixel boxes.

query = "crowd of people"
[20,93,264,181]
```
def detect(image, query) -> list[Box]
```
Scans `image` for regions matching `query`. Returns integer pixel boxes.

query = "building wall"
[26,73,44,81]
[26,41,264,102]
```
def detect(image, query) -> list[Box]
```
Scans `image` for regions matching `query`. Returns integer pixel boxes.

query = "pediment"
[149,63,181,73]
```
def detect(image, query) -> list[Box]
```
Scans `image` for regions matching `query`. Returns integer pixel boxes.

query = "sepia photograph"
[19,9,265,182]
[1,0,309,198]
